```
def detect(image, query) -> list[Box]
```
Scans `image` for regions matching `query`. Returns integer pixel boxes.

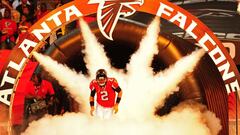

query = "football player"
[89,69,122,119]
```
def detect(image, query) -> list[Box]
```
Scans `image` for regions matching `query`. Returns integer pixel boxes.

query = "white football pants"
[95,103,113,119]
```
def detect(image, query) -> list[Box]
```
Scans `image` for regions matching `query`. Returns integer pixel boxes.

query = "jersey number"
[100,91,108,101]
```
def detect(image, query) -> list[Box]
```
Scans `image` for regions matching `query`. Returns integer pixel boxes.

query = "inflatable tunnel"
[43,19,228,135]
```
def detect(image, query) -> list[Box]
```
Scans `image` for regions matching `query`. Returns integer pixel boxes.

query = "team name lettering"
[0,4,83,106]
[156,2,240,93]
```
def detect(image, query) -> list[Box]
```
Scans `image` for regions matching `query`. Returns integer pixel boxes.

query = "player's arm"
[114,87,122,105]
[89,89,96,116]
[112,78,122,105]
[113,86,122,114]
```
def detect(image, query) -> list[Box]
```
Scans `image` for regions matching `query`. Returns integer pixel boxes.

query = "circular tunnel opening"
[28,18,227,134]
[47,21,198,113]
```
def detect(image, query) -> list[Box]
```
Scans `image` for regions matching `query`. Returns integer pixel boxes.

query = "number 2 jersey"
[90,78,120,108]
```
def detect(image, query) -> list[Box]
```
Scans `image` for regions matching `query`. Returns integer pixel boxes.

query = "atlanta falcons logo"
[88,0,144,40]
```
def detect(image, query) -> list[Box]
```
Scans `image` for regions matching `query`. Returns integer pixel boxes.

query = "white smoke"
[22,102,220,135]
[150,49,205,112]
[203,110,222,135]
[120,17,161,119]
[78,18,125,88]
[126,17,160,77]
[170,101,222,135]
[28,17,221,135]
[32,52,90,112]
[120,49,205,119]
[79,18,112,78]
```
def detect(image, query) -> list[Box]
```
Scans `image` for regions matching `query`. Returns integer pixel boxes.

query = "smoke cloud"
[32,52,90,112]
[23,101,219,135]
[29,17,221,135]
[79,18,112,78]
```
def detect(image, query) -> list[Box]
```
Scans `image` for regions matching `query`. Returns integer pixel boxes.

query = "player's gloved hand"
[114,104,119,114]
[90,107,95,116]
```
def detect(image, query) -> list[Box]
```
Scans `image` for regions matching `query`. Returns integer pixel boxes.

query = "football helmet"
[96,69,107,86]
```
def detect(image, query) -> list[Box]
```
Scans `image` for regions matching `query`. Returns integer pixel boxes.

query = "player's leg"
[103,107,113,119]
[96,103,104,119]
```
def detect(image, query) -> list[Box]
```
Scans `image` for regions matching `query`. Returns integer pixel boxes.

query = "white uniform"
[95,103,113,119]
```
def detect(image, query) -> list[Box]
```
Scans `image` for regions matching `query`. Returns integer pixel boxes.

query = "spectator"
[24,73,55,122]
[21,6,33,23]
[28,0,38,10]
[11,9,20,23]
[0,0,13,18]
[0,0,21,23]
[0,8,17,49]
[35,3,49,21]
[12,0,30,9]
[16,14,31,44]
[16,0,33,22]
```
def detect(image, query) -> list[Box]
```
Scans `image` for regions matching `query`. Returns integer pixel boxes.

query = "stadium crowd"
[0,0,67,50]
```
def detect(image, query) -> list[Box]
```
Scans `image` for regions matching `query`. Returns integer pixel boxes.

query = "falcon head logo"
[88,0,144,40]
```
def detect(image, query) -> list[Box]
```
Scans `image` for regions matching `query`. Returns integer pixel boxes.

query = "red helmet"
[96,69,107,86]
[96,69,107,79]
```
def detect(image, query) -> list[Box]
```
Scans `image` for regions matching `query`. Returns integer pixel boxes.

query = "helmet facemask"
[97,76,107,86]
